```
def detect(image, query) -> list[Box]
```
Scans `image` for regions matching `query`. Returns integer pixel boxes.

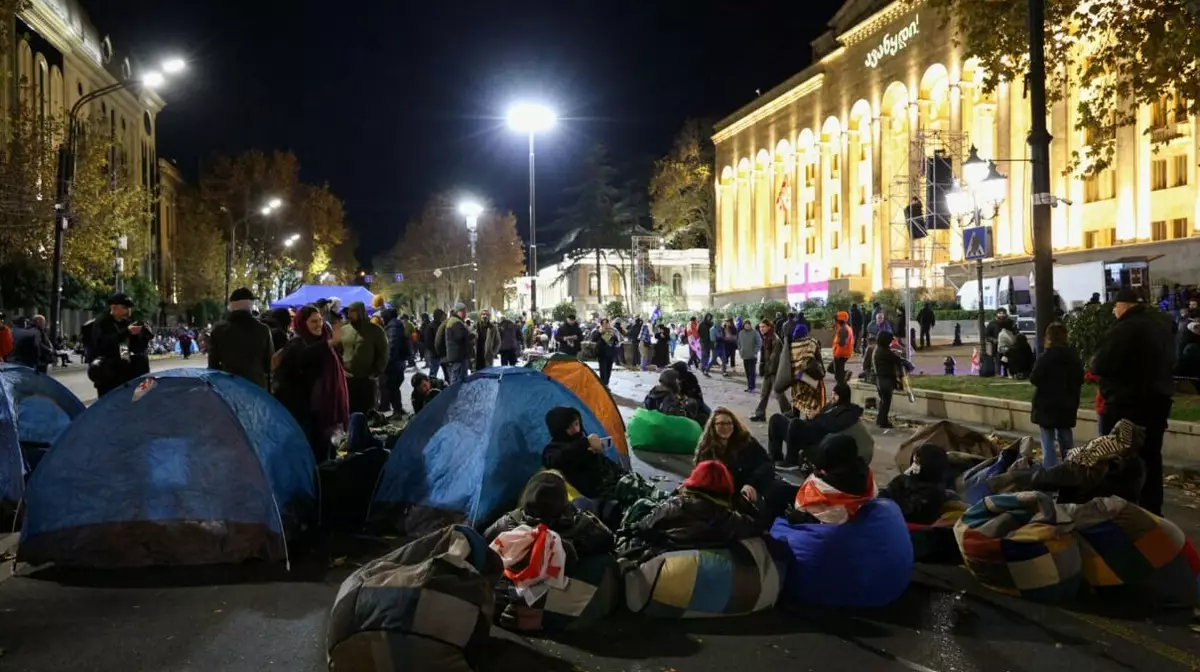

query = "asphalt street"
[0,356,1195,671]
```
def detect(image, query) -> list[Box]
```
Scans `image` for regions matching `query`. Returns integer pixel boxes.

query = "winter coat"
[695,436,775,496]
[498,319,522,352]
[1175,318,1200,361]
[879,445,958,525]
[423,310,444,353]
[592,326,620,361]
[629,488,759,554]
[87,313,152,389]
[410,377,447,414]
[556,321,584,355]
[759,332,782,377]
[643,385,699,420]
[667,362,705,405]
[873,343,908,384]
[0,325,11,361]
[849,306,865,332]
[7,325,43,369]
[484,472,615,563]
[208,310,275,389]
[385,317,411,375]
[736,328,761,361]
[475,319,500,369]
[831,323,854,359]
[438,315,472,363]
[341,304,388,379]
[1029,344,1084,428]
[541,407,624,500]
[698,318,714,346]
[1090,304,1175,418]
[867,318,892,341]
[917,306,936,328]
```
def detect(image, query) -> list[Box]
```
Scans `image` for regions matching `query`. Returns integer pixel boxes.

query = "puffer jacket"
[541,407,624,499]
[737,327,761,361]
[498,319,522,352]
[628,487,759,555]
[483,472,615,563]
[643,385,698,419]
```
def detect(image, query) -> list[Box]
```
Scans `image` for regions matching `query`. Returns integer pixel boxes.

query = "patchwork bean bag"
[907,506,967,564]
[954,491,1082,603]
[327,525,502,672]
[770,498,913,608]
[1065,496,1200,607]
[624,536,786,617]
[626,408,703,455]
[959,444,1022,506]
[497,554,620,632]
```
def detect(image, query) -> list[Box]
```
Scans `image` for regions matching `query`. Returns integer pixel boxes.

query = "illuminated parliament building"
[711,0,1200,303]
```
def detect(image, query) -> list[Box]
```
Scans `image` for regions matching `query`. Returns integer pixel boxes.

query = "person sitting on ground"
[618,460,759,564]
[409,371,447,414]
[768,382,875,472]
[541,406,624,502]
[668,360,711,426]
[786,435,877,525]
[642,369,700,421]
[696,407,795,527]
[878,444,960,525]
[485,470,615,564]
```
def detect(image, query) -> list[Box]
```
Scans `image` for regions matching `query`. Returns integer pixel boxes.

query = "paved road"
[47,355,208,404]
[1,357,1197,671]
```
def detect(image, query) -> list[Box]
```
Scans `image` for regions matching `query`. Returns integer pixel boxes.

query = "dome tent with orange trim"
[526,354,629,468]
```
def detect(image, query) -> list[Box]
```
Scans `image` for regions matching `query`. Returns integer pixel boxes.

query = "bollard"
[953,323,963,346]
[944,356,956,375]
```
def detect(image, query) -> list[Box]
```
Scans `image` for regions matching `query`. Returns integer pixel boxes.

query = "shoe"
[877,422,896,429]
[702,370,711,378]
[747,388,757,393]
[748,414,766,422]
[775,462,800,472]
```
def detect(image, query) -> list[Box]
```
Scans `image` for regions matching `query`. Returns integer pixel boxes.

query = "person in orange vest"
[831,311,855,384]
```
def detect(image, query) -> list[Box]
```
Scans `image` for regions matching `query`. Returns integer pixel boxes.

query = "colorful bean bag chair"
[626,408,703,455]
[496,554,621,632]
[959,442,1023,506]
[954,491,1082,603]
[907,505,967,564]
[770,498,914,608]
[1064,496,1200,607]
[327,525,502,672]
[624,536,786,618]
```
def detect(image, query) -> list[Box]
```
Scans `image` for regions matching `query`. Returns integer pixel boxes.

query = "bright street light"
[460,200,485,308]
[261,206,273,216]
[459,200,483,229]
[161,58,186,74]
[962,144,989,188]
[268,197,283,210]
[506,103,557,133]
[141,71,165,88]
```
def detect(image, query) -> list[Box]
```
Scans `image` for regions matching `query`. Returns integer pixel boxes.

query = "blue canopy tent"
[371,367,621,535]
[270,284,377,310]
[0,364,86,523]
[18,369,317,568]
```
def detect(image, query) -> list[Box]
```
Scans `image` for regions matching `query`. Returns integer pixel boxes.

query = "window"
[805,235,816,255]
[859,144,868,161]
[1174,155,1189,187]
[1152,159,1168,190]
[859,225,867,245]
[831,231,840,250]
[784,242,791,259]
[829,195,840,220]
[588,272,599,296]
[805,163,816,186]
[830,153,841,178]
[830,267,841,279]
[860,263,867,277]
[671,273,683,296]
[1083,175,1100,203]
[1084,231,1098,249]
[1151,220,1167,241]
[858,186,867,205]
[805,201,816,223]
[1173,218,1190,239]
[1108,227,1118,245]
[1151,97,1170,128]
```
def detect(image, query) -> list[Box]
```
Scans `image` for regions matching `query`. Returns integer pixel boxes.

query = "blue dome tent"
[0,364,86,523]
[371,367,620,535]
[18,369,317,568]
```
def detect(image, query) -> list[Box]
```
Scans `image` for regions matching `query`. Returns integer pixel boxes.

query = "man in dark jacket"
[208,288,275,390]
[409,371,447,414]
[542,406,624,500]
[917,301,936,350]
[86,293,153,397]
[849,304,866,354]
[556,314,584,356]
[381,308,410,416]
[7,318,40,370]
[1090,288,1175,515]
[497,315,522,366]
[425,308,445,378]
[342,301,389,413]
[698,313,714,376]
[474,310,500,370]
[436,302,472,384]
[749,320,789,421]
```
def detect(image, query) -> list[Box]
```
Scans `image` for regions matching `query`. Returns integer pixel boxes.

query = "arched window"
[588,272,599,296]
[672,272,684,296]
[608,268,621,297]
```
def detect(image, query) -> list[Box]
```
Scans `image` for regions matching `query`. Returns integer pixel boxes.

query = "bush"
[826,291,866,311]
[603,300,627,319]
[870,289,902,315]
[551,301,576,322]
[1064,303,1114,364]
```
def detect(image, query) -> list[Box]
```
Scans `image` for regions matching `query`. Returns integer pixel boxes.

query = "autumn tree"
[172,185,226,305]
[649,119,715,294]
[0,106,59,266]
[919,0,1200,175]
[551,144,645,304]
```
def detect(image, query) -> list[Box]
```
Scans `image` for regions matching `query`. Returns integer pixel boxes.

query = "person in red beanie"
[619,460,759,563]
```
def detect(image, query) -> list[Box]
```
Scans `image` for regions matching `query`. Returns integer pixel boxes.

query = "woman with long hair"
[274,305,351,462]
[1030,321,1083,466]
[695,407,793,526]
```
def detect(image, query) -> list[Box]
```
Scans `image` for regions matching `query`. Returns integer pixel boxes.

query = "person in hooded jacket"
[497,315,522,366]
[849,304,866,354]
[1029,322,1083,466]
[643,369,700,421]
[620,460,759,563]
[341,301,389,414]
[698,313,715,376]
[436,303,473,383]
[556,314,584,357]
[275,305,351,462]
[878,444,958,524]
[786,434,877,525]
[873,331,911,429]
[667,360,710,425]
[380,308,410,416]
[0,312,12,362]
[474,310,501,371]
[592,317,621,386]
[208,288,275,390]
[541,406,624,501]
[425,308,446,379]
[484,470,615,563]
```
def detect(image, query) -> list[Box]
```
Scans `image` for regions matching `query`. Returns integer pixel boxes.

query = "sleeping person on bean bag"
[695,407,796,527]
[618,460,760,564]
[878,443,960,525]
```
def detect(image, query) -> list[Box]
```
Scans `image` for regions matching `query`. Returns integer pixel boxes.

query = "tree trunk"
[595,247,603,304]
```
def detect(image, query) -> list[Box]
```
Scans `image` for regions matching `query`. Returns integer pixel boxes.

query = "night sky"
[86,0,841,263]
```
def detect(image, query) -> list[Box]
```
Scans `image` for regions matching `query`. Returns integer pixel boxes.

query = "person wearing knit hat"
[789,434,876,525]
[774,319,825,420]
[625,460,759,560]
[831,310,855,384]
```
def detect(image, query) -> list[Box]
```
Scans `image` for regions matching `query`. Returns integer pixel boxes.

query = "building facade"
[712,0,1200,303]
[156,157,182,303]
[507,249,712,317]
[9,0,171,290]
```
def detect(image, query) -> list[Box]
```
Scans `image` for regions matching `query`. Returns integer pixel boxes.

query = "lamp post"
[1027,0,1055,352]
[459,201,483,309]
[506,102,556,315]
[948,146,1008,364]
[223,198,282,301]
[50,57,186,340]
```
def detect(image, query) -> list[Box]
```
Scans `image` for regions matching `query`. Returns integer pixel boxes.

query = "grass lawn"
[907,375,1200,424]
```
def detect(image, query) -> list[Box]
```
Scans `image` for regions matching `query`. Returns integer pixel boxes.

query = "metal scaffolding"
[630,235,664,314]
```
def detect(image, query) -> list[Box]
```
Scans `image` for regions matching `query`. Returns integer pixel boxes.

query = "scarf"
[788,336,826,416]
[1065,418,1143,467]
[795,471,877,524]
[293,312,350,440]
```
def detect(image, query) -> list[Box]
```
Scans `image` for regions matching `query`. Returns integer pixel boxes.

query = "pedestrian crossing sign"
[963,226,992,261]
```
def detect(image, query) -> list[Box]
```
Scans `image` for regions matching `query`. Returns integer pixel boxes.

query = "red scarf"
[293,313,350,440]
[795,471,877,524]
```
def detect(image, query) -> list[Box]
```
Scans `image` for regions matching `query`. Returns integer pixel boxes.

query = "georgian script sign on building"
[863,15,920,69]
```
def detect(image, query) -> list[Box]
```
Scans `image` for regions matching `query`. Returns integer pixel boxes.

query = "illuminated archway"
[773,139,795,283]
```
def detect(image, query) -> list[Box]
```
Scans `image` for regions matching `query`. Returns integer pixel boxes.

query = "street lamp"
[49,56,187,340]
[459,200,484,309]
[506,102,556,315]
[223,198,282,301]
[948,150,1008,366]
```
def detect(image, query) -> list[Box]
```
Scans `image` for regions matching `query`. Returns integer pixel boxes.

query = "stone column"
[841,129,853,274]
[949,82,962,135]
[872,115,885,291]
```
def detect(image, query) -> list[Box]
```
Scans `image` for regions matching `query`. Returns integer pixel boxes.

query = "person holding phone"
[84,293,153,397]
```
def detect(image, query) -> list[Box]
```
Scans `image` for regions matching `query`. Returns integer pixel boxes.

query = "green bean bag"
[626,408,702,454]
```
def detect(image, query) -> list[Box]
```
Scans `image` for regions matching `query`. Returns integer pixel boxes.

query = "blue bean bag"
[770,498,914,608]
